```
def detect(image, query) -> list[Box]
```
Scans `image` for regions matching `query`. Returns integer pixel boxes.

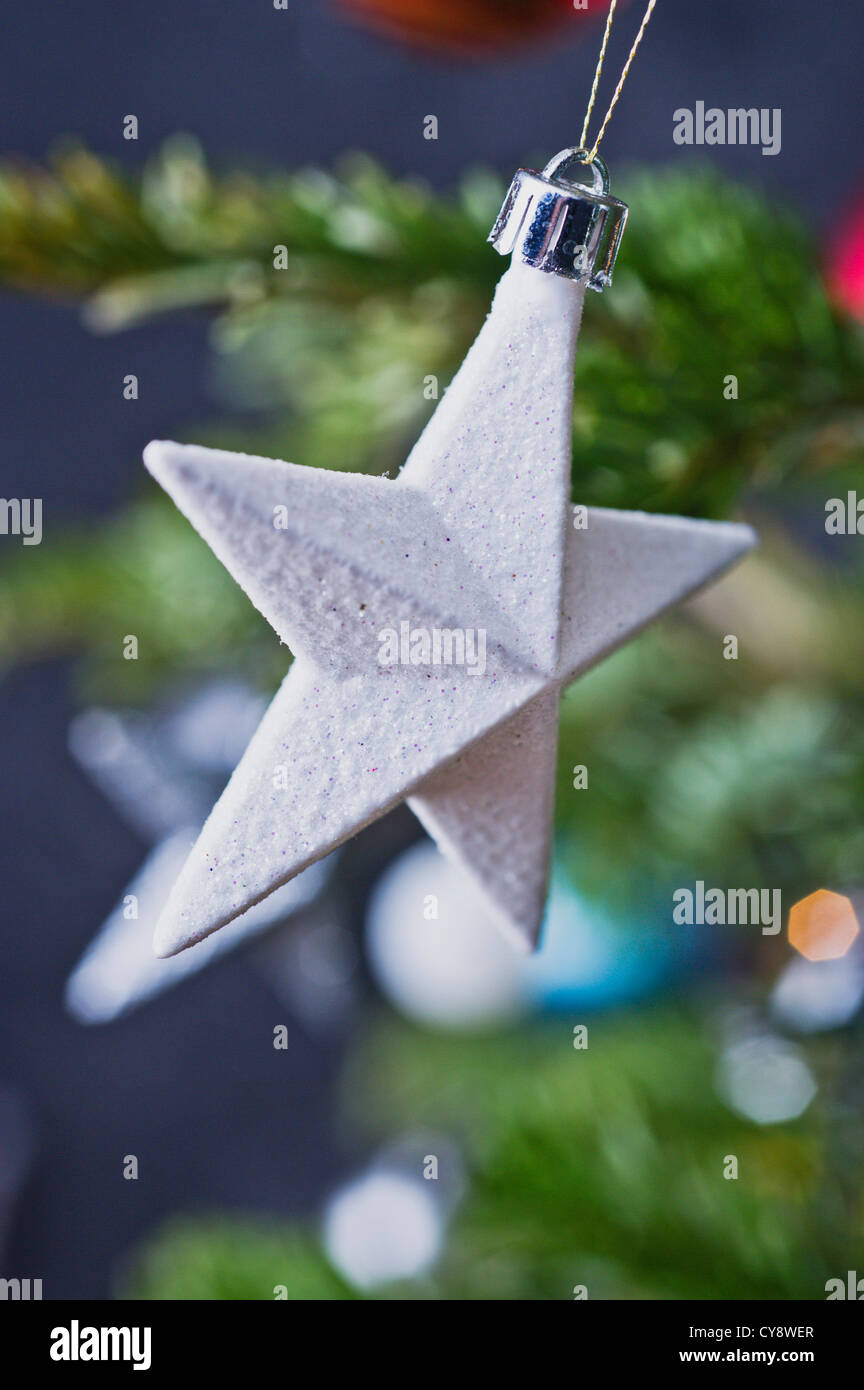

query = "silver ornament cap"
[488,147,628,292]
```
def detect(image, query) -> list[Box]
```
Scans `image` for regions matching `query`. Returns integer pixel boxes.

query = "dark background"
[1,0,861,1298]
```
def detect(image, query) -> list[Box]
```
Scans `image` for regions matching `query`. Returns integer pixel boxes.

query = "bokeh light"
[716,1033,817,1125]
[323,1169,442,1289]
[787,889,860,962]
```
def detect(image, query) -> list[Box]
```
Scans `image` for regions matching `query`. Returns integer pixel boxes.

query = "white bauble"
[366,840,529,1030]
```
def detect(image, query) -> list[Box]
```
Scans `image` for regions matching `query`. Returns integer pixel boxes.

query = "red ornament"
[333,0,607,55]
[825,191,864,321]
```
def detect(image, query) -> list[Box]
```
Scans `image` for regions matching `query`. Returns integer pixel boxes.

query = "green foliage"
[126,1008,859,1300]
[576,170,864,515]
[125,1218,354,1301]
[0,136,496,321]
[1,138,861,508]
[354,1012,825,1301]
[554,631,864,914]
[0,498,286,699]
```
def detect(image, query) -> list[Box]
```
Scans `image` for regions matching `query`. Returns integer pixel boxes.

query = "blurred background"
[1,0,864,1300]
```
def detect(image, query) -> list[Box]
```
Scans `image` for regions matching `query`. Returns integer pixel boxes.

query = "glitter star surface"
[144,261,755,959]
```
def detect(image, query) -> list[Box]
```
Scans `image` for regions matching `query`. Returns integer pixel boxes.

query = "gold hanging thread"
[579,0,658,160]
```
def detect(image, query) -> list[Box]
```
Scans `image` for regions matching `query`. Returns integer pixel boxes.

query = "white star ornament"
[143,151,755,959]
